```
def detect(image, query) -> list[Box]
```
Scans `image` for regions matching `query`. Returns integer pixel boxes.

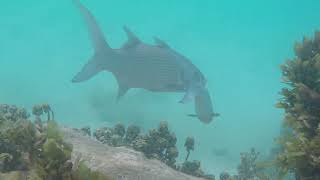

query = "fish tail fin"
[73,0,111,52]
[72,0,115,83]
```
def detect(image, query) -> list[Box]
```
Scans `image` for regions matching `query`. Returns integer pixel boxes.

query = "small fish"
[71,0,216,123]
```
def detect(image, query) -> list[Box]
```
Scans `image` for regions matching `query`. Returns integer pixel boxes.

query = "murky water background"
[1,0,320,174]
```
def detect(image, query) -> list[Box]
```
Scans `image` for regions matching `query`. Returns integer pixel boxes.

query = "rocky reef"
[1,103,281,180]
[91,121,214,179]
[0,104,111,180]
[0,104,213,180]
[273,31,320,179]
[63,127,208,180]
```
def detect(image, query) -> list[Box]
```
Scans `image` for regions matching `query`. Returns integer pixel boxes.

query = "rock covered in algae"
[124,124,140,144]
[90,121,215,179]
[131,121,179,168]
[0,104,29,122]
[93,127,114,144]
[0,104,111,180]
[180,160,204,177]
[63,127,208,180]
[93,121,179,169]
[1,104,210,179]
[113,123,126,138]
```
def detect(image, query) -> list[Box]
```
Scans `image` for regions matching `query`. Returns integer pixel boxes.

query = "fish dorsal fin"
[122,26,141,49]
[154,37,169,48]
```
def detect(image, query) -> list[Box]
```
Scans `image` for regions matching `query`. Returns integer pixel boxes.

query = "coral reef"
[275,31,320,179]
[0,104,111,180]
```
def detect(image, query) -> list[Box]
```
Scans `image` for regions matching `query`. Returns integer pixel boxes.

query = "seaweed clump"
[93,121,178,168]
[274,31,320,179]
[132,121,179,168]
[218,148,270,180]
[0,104,111,180]
[180,160,205,178]
[93,121,213,179]
[180,136,207,177]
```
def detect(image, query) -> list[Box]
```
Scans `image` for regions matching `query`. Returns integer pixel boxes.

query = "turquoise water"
[1,0,320,175]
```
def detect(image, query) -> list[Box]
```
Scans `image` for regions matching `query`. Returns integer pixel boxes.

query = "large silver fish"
[71,0,218,123]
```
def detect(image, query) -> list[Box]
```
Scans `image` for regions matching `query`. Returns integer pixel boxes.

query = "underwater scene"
[1,0,320,179]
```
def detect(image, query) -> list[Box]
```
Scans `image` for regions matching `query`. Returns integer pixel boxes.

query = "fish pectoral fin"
[72,56,101,83]
[122,26,141,49]
[116,84,129,102]
[153,37,170,48]
[212,113,220,117]
[187,114,198,117]
[179,91,194,104]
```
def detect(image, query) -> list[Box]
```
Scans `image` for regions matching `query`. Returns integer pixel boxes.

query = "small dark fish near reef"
[71,0,218,123]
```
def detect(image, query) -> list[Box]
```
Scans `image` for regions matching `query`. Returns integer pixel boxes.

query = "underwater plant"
[32,104,54,122]
[0,104,112,180]
[91,121,216,178]
[134,121,179,167]
[274,31,320,179]
[184,136,195,161]
[93,121,180,168]
[180,160,204,177]
[113,123,126,138]
[236,148,270,180]
[219,171,232,180]
[72,161,111,180]
[124,124,140,144]
[0,104,29,122]
[217,148,271,180]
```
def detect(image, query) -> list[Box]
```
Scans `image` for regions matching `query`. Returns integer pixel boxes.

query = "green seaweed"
[180,160,204,177]
[275,31,320,179]
[124,125,140,143]
[113,123,125,138]
[72,161,112,180]
[184,136,195,161]
[0,104,114,180]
